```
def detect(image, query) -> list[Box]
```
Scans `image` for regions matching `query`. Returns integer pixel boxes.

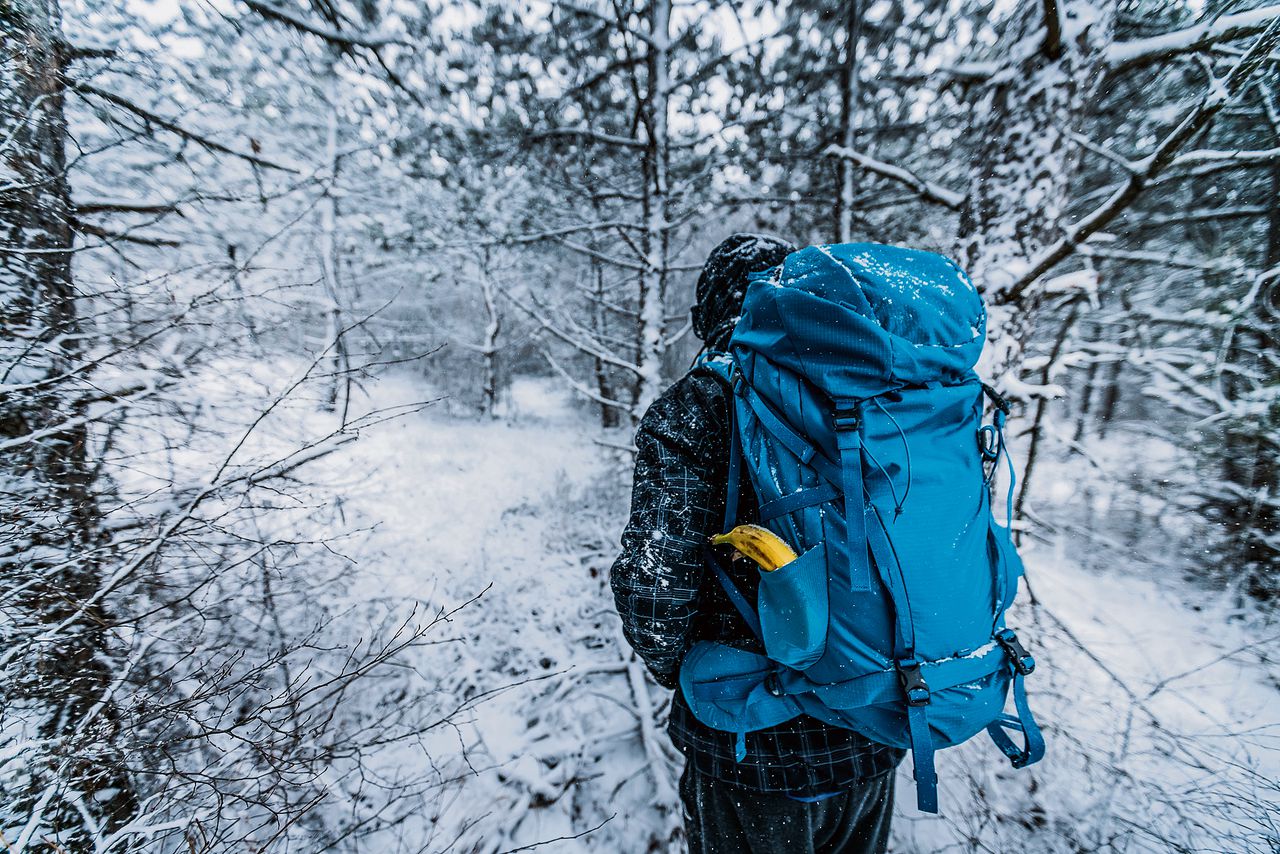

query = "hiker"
[610,234,902,854]
[610,234,1045,853]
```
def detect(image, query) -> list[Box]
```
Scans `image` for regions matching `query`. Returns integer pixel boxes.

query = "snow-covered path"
[321,371,1277,854]
[329,375,679,852]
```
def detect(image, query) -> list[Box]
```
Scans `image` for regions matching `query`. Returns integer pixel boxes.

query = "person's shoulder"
[637,361,731,434]
[660,360,732,409]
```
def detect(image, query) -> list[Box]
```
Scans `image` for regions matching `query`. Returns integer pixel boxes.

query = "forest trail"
[326,374,677,852]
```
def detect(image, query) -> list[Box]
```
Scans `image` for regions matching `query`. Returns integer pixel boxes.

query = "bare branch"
[530,125,647,149]
[70,81,300,173]
[541,351,636,417]
[73,219,181,247]
[73,198,181,215]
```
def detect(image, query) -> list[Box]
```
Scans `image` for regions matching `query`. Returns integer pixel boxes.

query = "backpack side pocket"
[758,544,828,670]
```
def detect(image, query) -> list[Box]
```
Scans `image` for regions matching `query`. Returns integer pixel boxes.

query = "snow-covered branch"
[1107,5,1280,71]
[824,145,963,209]
[241,0,409,49]
[1004,15,1280,302]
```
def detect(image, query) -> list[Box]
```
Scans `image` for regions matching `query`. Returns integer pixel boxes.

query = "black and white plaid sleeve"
[609,370,729,690]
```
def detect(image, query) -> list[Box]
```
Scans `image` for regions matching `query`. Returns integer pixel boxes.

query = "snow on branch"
[71,81,299,172]
[824,145,963,209]
[1107,5,1280,71]
[1003,15,1280,304]
[918,6,1280,85]
[507,293,646,379]
[241,0,410,49]
[1165,145,1280,175]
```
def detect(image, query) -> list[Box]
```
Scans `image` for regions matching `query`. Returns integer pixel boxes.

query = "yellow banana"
[711,524,797,572]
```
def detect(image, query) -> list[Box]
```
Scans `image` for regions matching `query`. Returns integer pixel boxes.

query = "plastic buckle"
[981,382,1012,415]
[764,672,784,697]
[995,628,1036,676]
[833,406,860,432]
[897,659,931,706]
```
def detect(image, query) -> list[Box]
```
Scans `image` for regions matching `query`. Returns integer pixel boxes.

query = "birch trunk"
[634,0,671,417]
[319,66,349,420]
[479,248,501,418]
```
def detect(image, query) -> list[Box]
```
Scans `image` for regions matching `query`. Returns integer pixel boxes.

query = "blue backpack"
[678,242,1044,814]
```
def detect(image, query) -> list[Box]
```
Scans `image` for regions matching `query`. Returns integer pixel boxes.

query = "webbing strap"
[707,549,762,642]
[692,642,1007,708]
[835,424,873,593]
[723,399,742,531]
[738,381,815,464]
[758,483,839,521]
[737,382,844,486]
[985,670,1045,770]
[803,642,1006,710]
[865,507,915,654]
[906,702,938,813]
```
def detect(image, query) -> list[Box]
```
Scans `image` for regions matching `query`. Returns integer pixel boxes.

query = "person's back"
[610,234,902,854]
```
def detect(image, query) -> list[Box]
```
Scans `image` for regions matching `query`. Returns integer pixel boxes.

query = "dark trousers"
[679,764,895,854]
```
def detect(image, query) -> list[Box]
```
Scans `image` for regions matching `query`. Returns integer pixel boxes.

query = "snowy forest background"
[2,0,1278,851]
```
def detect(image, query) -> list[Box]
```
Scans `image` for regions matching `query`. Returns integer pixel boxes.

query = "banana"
[711,524,798,572]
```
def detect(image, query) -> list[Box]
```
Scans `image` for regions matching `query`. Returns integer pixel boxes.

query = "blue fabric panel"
[757,544,828,669]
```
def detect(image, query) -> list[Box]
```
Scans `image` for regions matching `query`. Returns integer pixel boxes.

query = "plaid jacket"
[610,362,904,796]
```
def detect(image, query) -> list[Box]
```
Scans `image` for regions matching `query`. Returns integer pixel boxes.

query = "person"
[610,234,903,854]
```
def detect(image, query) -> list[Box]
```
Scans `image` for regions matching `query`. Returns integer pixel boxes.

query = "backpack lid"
[731,243,986,400]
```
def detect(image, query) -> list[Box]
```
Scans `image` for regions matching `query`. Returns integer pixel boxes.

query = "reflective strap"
[907,703,938,813]
[758,483,839,521]
[985,670,1045,770]
[835,426,873,593]
[707,547,763,641]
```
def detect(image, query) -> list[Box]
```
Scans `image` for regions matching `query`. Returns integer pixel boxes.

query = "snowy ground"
[316,370,1277,853]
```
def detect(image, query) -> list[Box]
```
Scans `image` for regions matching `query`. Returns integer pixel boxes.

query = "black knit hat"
[692,233,795,347]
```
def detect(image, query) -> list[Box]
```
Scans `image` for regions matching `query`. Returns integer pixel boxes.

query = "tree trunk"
[955,1,1116,386]
[634,0,671,417]
[833,0,861,243]
[319,64,350,420]
[479,248,501,419]
[591,262,620,428]
[1,0,137,844]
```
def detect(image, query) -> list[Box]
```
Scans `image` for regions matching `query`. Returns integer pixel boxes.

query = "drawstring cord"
[864,397,914,519]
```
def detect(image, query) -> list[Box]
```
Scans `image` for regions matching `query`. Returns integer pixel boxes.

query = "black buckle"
[981,382,1011,415]
[995,628,1036,676]
[833,405,860,432]
[764,672,784,697]
[897,659,930,706]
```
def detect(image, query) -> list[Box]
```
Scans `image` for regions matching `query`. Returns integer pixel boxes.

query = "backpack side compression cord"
[679,243,1045,814]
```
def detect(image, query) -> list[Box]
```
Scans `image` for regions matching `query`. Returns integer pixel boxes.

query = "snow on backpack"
[679,242,1044,814]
